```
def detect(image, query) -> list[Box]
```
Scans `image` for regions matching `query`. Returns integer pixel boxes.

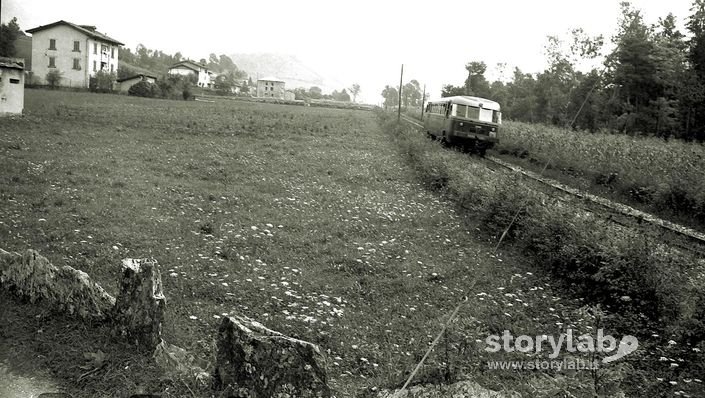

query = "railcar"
[423,96,501,155]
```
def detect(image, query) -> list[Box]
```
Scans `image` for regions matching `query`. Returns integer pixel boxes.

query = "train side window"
[456,104,467,117]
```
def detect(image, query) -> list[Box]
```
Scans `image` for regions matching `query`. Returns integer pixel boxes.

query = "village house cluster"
[1,19,293,115]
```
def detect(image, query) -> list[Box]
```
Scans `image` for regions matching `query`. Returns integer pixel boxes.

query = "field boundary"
[400,114,705,252]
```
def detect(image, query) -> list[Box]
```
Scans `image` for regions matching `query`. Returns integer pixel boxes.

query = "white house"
[257,76,285,98]
[168,60,212,88]
[117,73,157,93]
[26,20,123,88]
[0,57,25,116]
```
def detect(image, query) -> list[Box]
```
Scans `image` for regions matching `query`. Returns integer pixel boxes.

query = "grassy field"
[2,90,704,397]
[495,121,705,230]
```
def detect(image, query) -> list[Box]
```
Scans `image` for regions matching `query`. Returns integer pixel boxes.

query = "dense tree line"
[293,86,356,102]
[397,1,705,141]
[381,79,425,109]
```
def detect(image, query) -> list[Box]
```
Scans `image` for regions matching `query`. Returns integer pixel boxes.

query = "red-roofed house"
[26,20,123,88]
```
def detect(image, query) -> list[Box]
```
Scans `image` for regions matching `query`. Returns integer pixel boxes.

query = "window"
[10,78,20,84]
[455,104,467,118]
[73,41,80,52]
[48,57,56,68]
[49,39,56,50]
[467,106,480,120]
[110,64,114,73]
[94,43,97,54]
[93,61,97,72]
[111,47,115,58]
[73,58,81,70]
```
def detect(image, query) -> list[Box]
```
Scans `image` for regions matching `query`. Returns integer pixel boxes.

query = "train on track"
[423,96,501,155]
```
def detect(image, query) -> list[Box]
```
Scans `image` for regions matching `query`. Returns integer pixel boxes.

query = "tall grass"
[497,121,705,226]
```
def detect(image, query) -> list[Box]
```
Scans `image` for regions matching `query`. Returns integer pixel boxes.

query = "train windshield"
[479,108,493,123]
[452,102,500,124]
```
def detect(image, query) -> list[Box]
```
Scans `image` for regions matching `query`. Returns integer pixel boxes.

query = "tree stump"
[214,315,331,397]
[112,258,165,350]
[0,248,115,319]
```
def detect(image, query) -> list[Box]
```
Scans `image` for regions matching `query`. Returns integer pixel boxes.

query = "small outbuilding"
[0,57,25,116]
[117,73,157,93]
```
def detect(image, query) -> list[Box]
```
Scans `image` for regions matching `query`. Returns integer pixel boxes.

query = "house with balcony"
[168,60,213,88]
[26,20,123,88]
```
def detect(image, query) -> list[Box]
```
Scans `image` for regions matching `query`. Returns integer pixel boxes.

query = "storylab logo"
[485,329,638,364]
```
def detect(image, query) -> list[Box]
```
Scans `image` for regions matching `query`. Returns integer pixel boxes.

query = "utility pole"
[421,84,426,120]
[397,64,403,122]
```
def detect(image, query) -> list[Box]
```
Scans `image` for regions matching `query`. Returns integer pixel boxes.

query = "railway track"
[399,114,705,255]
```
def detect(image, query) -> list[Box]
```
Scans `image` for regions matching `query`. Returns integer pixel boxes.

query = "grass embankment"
[384,112,705,397]
[496,121,705,230]
[1,90,610,397]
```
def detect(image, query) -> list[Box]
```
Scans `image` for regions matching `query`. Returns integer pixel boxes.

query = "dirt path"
[0,361,63,398]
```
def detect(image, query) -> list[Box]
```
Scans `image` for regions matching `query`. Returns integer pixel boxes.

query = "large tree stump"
[112,258,165,350]
[214,315,331,398]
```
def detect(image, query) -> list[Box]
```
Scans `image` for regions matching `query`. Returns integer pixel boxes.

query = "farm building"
[26,20,123,88]
[117,73,157,93]
[168,60,213,88]
[257,77,286,98]
[0,58,25,116]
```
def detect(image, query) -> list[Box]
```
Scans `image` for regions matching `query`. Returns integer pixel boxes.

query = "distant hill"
[229,53,338,92]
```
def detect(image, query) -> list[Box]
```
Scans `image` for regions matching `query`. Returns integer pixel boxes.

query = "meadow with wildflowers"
[1,90,703,397]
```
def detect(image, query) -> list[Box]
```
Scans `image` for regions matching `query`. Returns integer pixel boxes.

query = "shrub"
[45,70,63,89]
[128,80,159,98]
[156,74,194,100]
[182,86,193,101]
[90,70,117,93]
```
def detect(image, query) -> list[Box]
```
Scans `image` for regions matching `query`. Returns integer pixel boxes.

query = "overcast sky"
[2,0,694,104]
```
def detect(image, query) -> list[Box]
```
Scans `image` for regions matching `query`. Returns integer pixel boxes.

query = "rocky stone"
[214,315,331,397]
[153,340,210,384]
[0,248,115,319]
[377,380,518,398]
[112,258,166,350]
